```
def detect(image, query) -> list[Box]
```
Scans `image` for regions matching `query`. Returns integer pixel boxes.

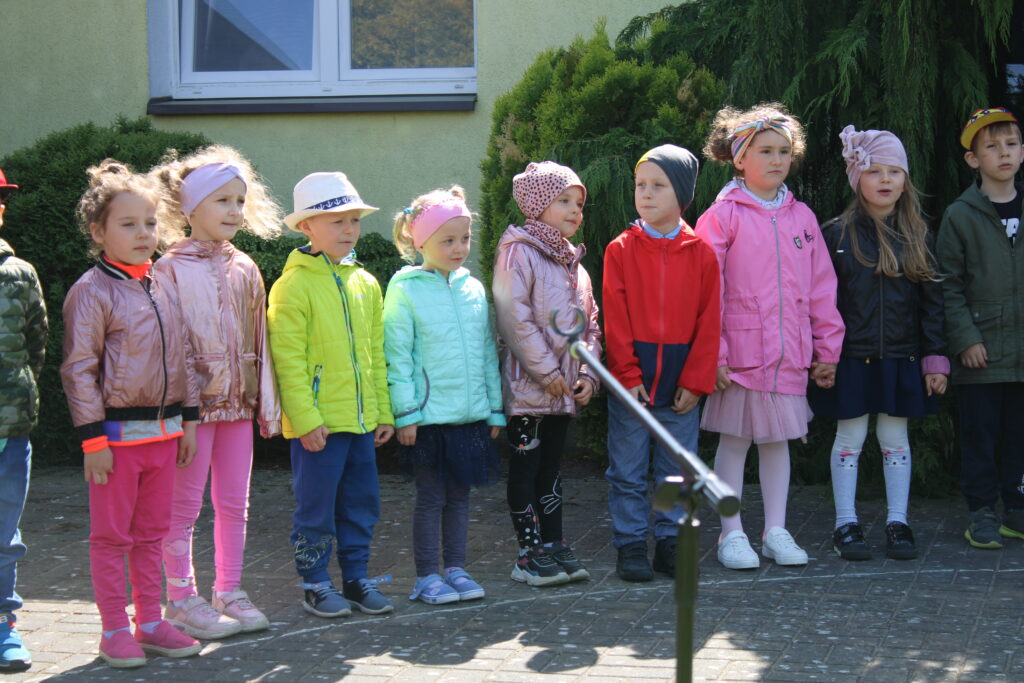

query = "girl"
[695,104,845,570]
[384,187,504,605]
[150,145,283,637]
[809,126,947,561]
[61,161,202,668]
[492,161,601,586]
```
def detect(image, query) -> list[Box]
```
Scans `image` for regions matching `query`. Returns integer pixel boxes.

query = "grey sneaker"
[302,582,351,618]
[343,578,394,614]
[965,507,1003,549]
[1000,508,1024,540]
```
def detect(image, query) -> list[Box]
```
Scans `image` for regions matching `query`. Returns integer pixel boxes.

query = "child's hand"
[397,424,417,446]
[572,378,594,406]
[545,375,572,400]
[374,424,395,446]
[300,425,329,452]
[811,362,837,388]
[490,426,501,439]
[177,421,197,467]
[715,366,733,391]
[672,387,699,414]
[84,448,114,485]
[925,373,948,396]
[959,343,988,369]
[627,383,650,405]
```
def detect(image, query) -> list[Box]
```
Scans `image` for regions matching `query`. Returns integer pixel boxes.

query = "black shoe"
[548,540,589,581]
[1000,508,1024,540]
[616,541,653,582]
[832,522,871,561]
[652,537,676,576]
[884,521,917,560]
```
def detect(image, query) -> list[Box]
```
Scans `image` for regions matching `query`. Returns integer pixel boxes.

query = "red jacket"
[602,221,721,403]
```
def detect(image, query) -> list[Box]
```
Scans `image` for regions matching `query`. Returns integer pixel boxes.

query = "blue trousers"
[606,399,699,547]
[0,438,30,615]
[413,466,469,577]
[290,432,379,582]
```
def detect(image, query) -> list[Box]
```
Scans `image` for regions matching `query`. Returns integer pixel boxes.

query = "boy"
[268,172,395,616]
[0,168,46,670]
[602,145,720,581]
[937,107,1024,549]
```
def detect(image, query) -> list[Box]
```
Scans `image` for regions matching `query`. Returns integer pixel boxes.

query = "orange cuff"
[82,436,109,454]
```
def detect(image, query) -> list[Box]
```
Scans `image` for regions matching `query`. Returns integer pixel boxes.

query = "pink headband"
[410,196,472,249]
[181,163,245,216]
[839,125,909,192]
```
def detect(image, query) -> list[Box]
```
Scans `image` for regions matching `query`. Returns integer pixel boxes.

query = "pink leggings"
[90,440,176,631]
[163,420,254,601]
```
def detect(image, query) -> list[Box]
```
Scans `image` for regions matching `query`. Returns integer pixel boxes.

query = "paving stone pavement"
[6,466,1024,681]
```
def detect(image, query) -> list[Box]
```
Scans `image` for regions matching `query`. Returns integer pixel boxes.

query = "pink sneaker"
[99,630,146,668]
[213,589,269,633]
[134,621,202,658]
[165,594,241,639]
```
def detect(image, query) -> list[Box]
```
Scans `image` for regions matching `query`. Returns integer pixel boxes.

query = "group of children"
[0,102,1022,670]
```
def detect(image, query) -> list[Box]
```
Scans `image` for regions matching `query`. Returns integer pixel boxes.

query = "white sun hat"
[284,171,379,230]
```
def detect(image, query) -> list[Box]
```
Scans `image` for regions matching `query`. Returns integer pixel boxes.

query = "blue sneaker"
[301,582,351,618]
[410,574,460,605]
[0,614,31,671]
[444,569,485,601]
[343,578,394,614]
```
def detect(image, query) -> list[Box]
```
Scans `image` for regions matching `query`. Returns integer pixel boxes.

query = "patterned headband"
[729,117,794,161]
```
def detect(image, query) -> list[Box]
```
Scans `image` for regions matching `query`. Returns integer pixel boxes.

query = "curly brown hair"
[703,102,807,170]
[76,159,161,256]
[150,144,283,244]
[393,185,470,263]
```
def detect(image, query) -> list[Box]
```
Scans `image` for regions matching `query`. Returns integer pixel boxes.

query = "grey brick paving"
[6,467,1024,681]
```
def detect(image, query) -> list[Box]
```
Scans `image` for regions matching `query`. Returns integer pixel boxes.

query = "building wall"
[0,0,665,243]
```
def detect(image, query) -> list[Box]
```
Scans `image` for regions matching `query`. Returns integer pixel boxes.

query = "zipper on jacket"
[215,249,241,405]
[324,255,366,432]
[445,273,472,413]
[771,215,784,392]
[141,279,169,420]
[878,276,885,358]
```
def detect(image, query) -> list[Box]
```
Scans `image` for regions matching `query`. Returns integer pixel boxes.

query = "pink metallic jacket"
[695,185,845,396]
[492,225,602,416]
[153,239,281,437]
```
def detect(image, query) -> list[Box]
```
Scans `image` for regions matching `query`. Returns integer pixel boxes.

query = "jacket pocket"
[722,312,764,370]
[241,352,259,405]
[970,303,1003,363]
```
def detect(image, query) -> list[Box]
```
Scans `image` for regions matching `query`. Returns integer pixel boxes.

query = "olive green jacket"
[0,239,48,437]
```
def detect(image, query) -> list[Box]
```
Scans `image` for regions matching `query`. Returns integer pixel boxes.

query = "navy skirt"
[808,357,938,420]
[397,421,501,488]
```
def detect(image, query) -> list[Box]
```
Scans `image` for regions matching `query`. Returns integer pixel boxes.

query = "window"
[147,0,476,113]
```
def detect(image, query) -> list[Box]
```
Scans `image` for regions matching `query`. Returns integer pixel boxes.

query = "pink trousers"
[89,439,176,631]
[163,420,254,601]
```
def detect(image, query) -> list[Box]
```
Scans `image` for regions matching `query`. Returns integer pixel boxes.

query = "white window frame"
[147,0,477,101]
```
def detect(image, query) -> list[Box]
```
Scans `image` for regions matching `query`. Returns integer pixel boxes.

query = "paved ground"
[5,466,1024,682]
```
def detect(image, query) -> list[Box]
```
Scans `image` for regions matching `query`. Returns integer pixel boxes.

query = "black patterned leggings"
[506,414,570,548]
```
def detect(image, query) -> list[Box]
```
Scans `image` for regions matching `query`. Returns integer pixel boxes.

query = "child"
[492,161,602,586]
[603,146,720,581]
[937,107,1024,549]
[695,104,845,570]
[0,168,46,671]
[150,145,282,637]
[268,172,395,617]
[61,160,202,668]
[809,126,948,561]
[385,187,504,604]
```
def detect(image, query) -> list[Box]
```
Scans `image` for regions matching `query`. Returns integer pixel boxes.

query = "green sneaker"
[999,508,1024,540]
[965,507,1003,549]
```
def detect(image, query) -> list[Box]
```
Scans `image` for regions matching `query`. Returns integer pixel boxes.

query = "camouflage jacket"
[0,239,47,437]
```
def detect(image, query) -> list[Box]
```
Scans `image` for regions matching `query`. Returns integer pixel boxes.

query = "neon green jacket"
[267,247,394,439]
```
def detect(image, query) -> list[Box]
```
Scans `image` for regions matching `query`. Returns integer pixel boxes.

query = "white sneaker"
[716,530,760,569]
[165,594,242,639]
[762,527,809,565]
[212,588,270,633]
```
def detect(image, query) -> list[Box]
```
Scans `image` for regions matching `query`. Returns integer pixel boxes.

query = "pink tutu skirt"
[701,383,813,444]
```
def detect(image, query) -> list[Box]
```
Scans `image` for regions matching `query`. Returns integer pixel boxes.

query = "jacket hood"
[500,224,585,264]
[952,180,1023,218]
[0,238,12,263]
[281,245,361,276]
[624,220,703,249]
[388,264,470,286]
[714,180,796,210]
[163,238,237,258]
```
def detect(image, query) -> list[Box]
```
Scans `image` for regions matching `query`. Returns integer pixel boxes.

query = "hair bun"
[87,159,132,185]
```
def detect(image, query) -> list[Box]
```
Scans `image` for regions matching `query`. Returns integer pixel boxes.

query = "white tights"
[831,413,911,527]
[714,434,792,538]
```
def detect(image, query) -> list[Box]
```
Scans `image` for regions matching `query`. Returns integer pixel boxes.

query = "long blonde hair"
[76,159,161,256]
[393,185,468,263]
[840,174,939,282]
[151,144,283,243]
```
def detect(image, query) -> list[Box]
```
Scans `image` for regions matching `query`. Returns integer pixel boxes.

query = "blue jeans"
[290,432,380,583]
[0,438,31,615]
[606,399,699,547]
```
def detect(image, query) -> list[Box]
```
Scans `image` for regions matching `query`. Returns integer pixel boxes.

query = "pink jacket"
[695,185,844,396]
[153,239,281,437]
[492,225,602,416]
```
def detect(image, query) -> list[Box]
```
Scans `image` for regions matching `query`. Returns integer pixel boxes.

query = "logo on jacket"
[793,236,803,249]
[803,230,815,244]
